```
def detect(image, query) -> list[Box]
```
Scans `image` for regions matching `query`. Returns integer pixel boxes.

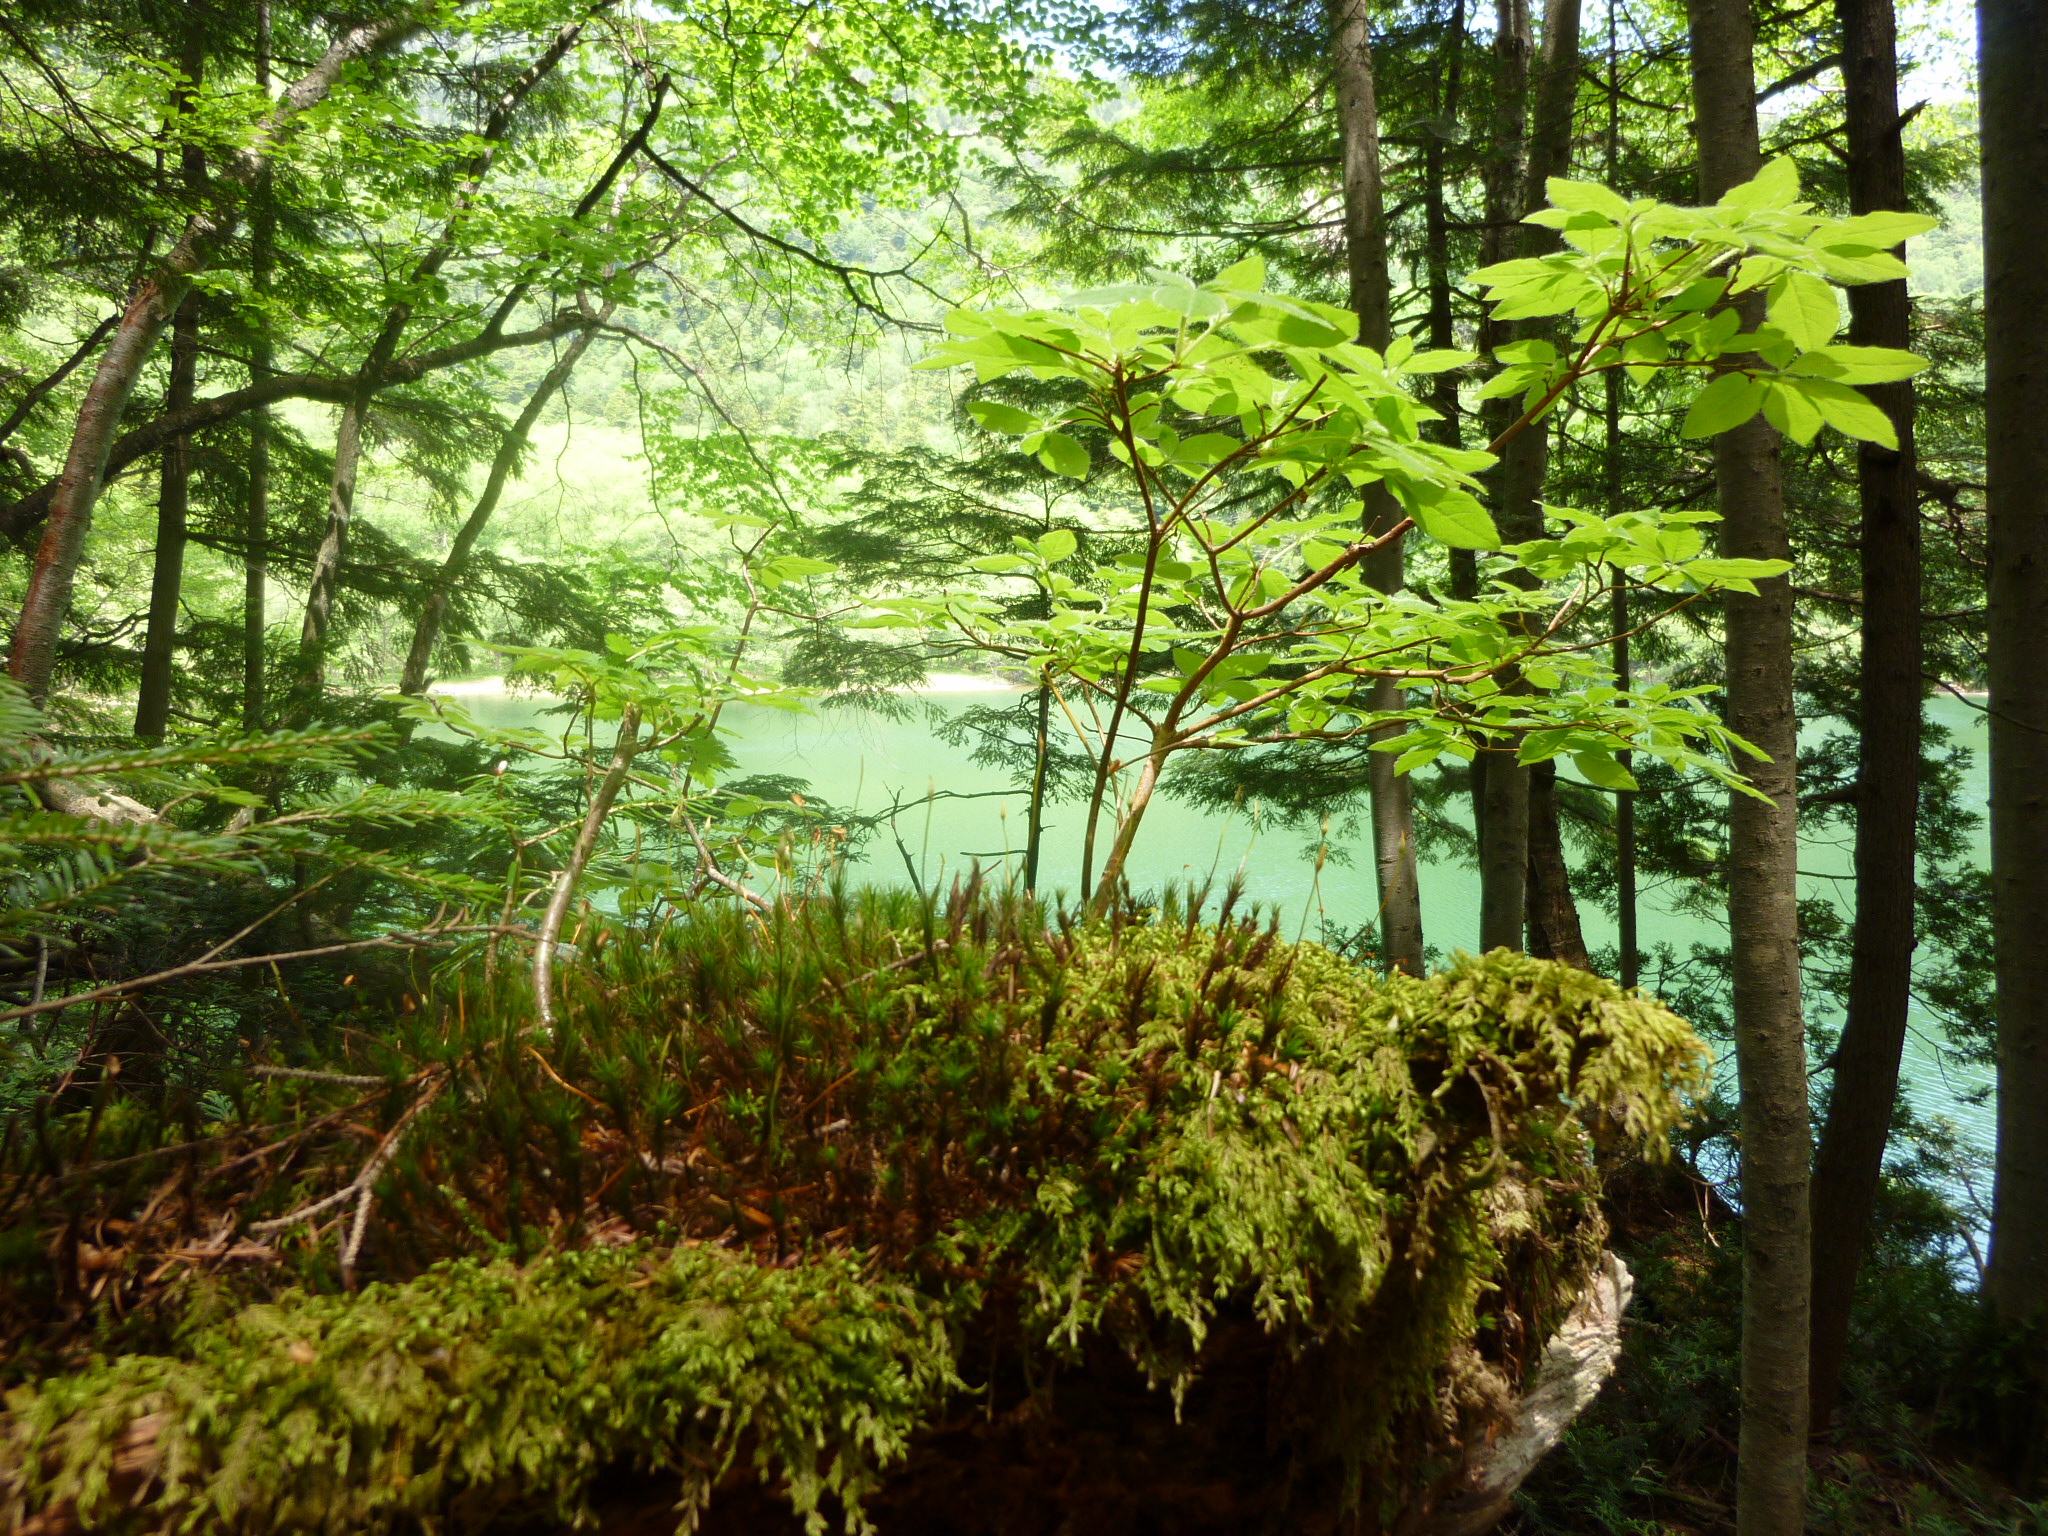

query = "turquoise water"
[444,684,1996,1173]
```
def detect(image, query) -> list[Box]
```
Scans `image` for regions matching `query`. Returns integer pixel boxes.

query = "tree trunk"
[1025,681,1051,895]
[398,321,605,696]
[1500,0,1583,957]
[133,289,199,739]
[1473,0,1534,951]
[2,11,427,705]
[1602,0,1638,991]
[1982,0,2048,1470]
[243,2,272,733]
[1685,0,1812,1525]
[1526,761,1590,966]
[1332,0,1425,974]
[295,396,366,704]
[1807,0,1921,1438]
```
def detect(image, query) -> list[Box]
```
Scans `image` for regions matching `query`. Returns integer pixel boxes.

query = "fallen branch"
[247,1070,449,1285]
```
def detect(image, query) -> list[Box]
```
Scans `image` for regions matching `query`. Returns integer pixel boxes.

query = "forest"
[0,0,2042,1530]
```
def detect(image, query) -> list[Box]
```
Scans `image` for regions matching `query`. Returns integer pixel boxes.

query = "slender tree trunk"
[295,20,588,705]
[134,290,199,738]
[1807,0,1922,1437]
[1525,760,1590,966]
[1982,0,2048,1473]
[398,321,605,695]
[1686,0,1812,1524]
[1423,0,1483,890]
[243,2,272,732]
[1427,0,1471,585]
[1474,0,1533,950]
[1333,0,1425,973]
[1612,556,1638,986]
[1601,0,1638,989]
[1480,0,1580,952]
[295,399,365,703]
[1478,755,1530,948]
[1025,681,1051,895]
[1510,0,1582,957]
[2,12,426,705]
[136,15,207,740]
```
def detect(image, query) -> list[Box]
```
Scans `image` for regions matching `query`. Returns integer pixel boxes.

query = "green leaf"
[757,555,836,588]
[1407,487,1501,550]
[1720,155,1801,212]
[1667,276,1729,312]
[1037,528,1078,562]
[1275,313,1352,346]
[1821,211,1938,252]
[967,400,1042,435]
[1766,271,1840,350]
[1680,372,1767,439]
[1209,254,1266,290]
[1543,177,1632,222]
[1572,750,1641,791]
[1392,743,1444,775]
[1173,432,1241,466]
[1400,348,1476,373]
[1685,558,1792,583]
[1798,378,1899,448]
[1760,380,1825,444]
[1037,431,1091,479]
[1784,345,1929,384]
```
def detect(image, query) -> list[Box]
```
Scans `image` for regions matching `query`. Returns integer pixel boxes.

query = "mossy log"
[1,888,1705,1534]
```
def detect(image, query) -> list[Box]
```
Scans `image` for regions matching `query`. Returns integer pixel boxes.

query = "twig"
[249,1065,387,1087]
[0,925,513,1026]
[249,1072,448,1285]
[681,813,771,913]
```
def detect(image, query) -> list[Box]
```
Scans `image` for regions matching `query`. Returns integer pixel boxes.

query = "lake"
[437,679,1996,1187]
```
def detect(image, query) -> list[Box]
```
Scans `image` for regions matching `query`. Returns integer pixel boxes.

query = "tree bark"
[398,319,606,696]
[1332,0,1425,974]
[1606,0,1635,985]
[1525,760,1590,966]
[1473,0,1534,951]
[135,14,208,740]
[1686,0,1812,1525]
[1806,0,1921,1437]
[1982,0,2048,1459]
[3,10,428,705]
[243,1,273,733]
[1502,0,1583,957]
[133,290,199,738]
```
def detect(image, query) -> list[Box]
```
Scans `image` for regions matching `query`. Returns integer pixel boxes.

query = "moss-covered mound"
[1,886,1706,1534]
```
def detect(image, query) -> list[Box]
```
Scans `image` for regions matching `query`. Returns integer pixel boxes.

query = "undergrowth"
[1511,1159,2048,1535]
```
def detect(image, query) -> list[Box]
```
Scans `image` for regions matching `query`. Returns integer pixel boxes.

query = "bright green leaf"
[967,400,1042,435]
[1766,271,1840,351]
[1038,431,1091,479]
[1680,372,1768,439]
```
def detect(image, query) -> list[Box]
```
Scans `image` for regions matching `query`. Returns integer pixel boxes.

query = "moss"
[0,887,1708,1532]
[4,1244,952,1534]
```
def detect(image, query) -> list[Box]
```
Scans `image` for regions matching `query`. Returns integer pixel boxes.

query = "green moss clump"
[0,886,1709,1532]
[4,1244,951,1534]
